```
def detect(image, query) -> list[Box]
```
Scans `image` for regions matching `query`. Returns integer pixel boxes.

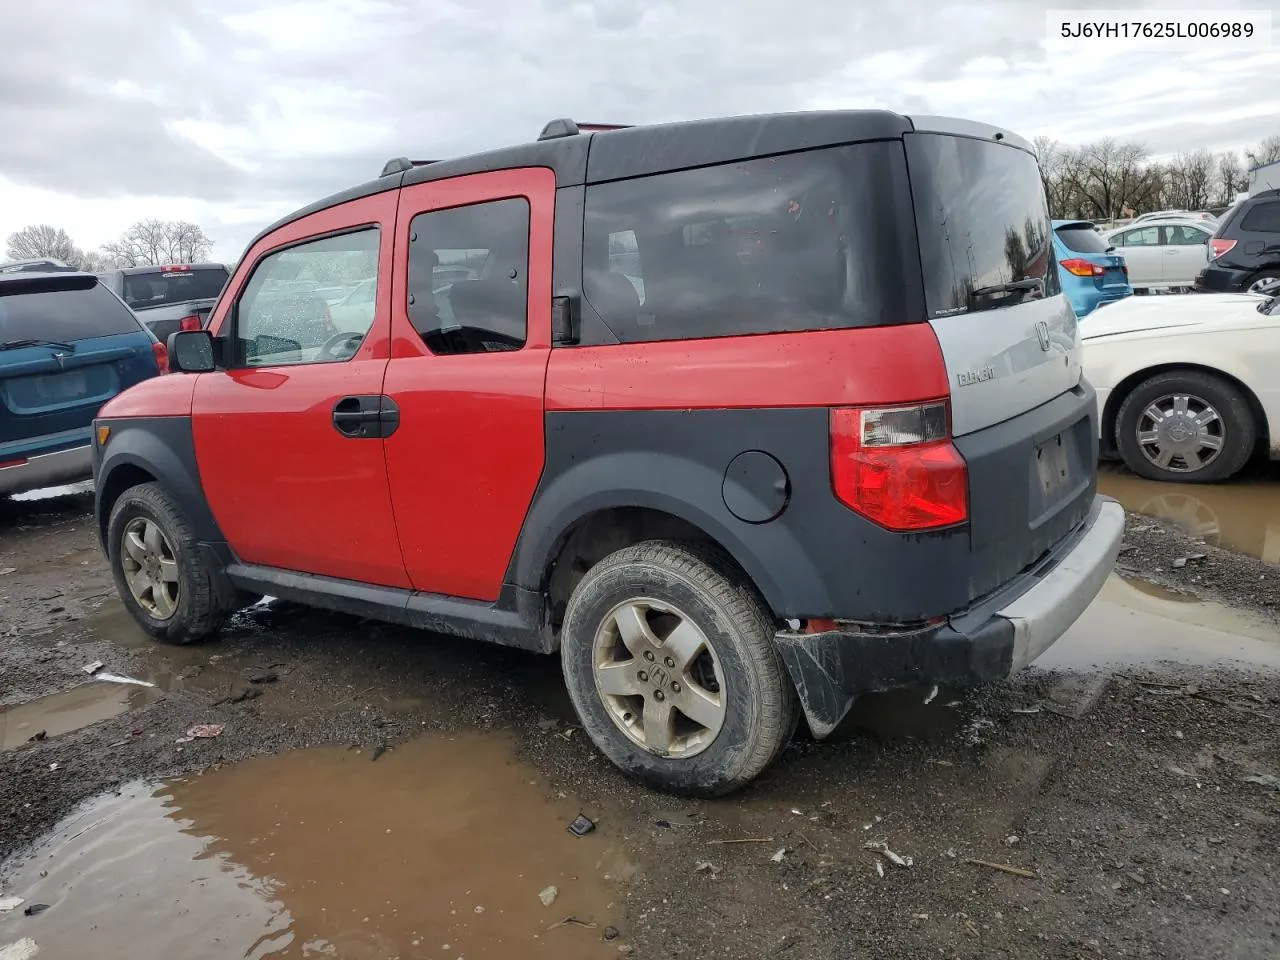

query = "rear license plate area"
[1035,433,1070,501]
[1029,421,1090,528]
[33,371,88,402]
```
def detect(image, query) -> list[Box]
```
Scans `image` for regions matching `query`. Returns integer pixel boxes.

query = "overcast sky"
[1,0,1277,262]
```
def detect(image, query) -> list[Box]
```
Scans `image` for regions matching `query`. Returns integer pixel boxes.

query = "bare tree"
[100,219,214,267]
[1216,152,1246,205]
[79,249,121,272]
[1164,150,1215,210]
[5,224,84,266]
[1246,134,1280,170]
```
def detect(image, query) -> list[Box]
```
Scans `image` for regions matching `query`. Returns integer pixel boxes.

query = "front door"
[382,168,557,601]
[191,192,412,588]
[1113,225,1163,287]
[1160,224,1211,285]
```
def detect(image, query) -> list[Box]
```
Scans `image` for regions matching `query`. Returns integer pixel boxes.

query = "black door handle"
[332,395,381,438]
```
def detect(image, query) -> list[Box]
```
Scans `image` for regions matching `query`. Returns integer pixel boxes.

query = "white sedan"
[1104,219,1216,292]
[1082,288,1280,483]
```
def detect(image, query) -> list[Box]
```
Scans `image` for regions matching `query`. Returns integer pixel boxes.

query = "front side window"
[234,228,380,367]
[1120,227,1160,247]
[582,142,920,343]
[406,197,530,355]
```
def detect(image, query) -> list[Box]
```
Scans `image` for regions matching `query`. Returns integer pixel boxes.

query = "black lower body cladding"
[514,393,1098,625]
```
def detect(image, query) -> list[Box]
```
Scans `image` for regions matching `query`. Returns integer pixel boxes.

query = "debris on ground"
[864,841,913,868]
[653,811,700,828]
[769,847,787,863]
[247,671,278,685]
[1243,773,1280,789]
[22,904,48,917]
[603,926,620,941]
[0,937,39,960]
[539,885,558,906]
[706,836,774,845]
[185,724,223,740]
[0,567,15,576]
[24,732,45,744]
[963,858,1038,879]
[370,743,387,762]
[81,661,104,675]
[0,897,23,913]
[92,673,155,688]
[924,685,939,705]
[567,814,596,837]
[875,860,884,878]
[547,916,595,931]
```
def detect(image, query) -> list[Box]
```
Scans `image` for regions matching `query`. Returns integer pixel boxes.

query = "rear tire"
[560,540,799,797]
[107,482,226,644]
[1115,370,1255,483]
[1245,270,1280,295]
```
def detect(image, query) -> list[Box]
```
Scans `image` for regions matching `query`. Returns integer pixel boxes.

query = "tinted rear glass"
[0,278,140,343]
[123,267,228,310]
[1056,225,1111,254]
[581,141,922,343]
[906,133,1058,317]
[1240,200,1280,233]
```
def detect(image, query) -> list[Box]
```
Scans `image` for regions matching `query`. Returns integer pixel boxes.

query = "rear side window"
[907,133,1058,317]
[123,267,228,310]
[1240,200,1280,233]
[1056,225,1110,254]
[582,142,922,343]
[406,197,530,355]
[0,277,140,343]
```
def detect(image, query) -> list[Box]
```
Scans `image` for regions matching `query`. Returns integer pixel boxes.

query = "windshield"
[1056,224,1112,254]
[0,277,140,342]
[123,267,228,310]
[906,133,1056,317]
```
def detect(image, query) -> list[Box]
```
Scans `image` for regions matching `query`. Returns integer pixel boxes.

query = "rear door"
[1160,224,1212,285]
[0,275,157,457]
[1109,226,1163,286]
[382,168,555,601]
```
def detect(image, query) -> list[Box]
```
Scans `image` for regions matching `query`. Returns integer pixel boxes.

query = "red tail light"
[1208,238,1236,260]
[1059,258,1105,278]
[178,315,202,332]
[829,402,968,532]
[152,341,170,375]
[159,264,191,273]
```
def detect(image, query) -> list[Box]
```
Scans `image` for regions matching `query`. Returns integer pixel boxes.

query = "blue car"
[1,271,166,499]
[1052,219,1133,318]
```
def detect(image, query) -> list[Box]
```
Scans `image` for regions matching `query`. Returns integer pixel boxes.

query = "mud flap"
[773,632,859,739]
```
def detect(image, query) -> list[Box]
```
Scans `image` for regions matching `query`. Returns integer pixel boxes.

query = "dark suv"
[1195,189,1280,294]
[91,112,1124,795]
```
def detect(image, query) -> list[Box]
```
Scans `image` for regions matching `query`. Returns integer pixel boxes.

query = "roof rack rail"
[379,157,438,177]
[537,119,632,141]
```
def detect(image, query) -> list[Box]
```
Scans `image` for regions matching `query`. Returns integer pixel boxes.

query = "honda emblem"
[1034,320,1051,352]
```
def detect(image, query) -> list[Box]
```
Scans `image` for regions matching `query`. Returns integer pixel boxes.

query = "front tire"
[560,541,799,797]
[1115,370,1255,483]
[107,482,226,644]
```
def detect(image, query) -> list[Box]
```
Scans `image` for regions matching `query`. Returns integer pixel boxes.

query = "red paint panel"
[192,190,409,588]
[545,324,949,411]
[382,168,555,601]
[98,370,197,419]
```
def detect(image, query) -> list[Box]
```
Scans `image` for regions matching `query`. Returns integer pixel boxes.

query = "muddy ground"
[2,470,1279,960]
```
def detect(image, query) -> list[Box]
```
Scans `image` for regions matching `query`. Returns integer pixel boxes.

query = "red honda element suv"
[92,111,1124,795]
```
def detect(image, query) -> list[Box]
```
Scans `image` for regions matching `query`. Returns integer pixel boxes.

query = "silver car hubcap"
[121,517,181,619]
[591,598,726,759]
[1135,393,1225,473]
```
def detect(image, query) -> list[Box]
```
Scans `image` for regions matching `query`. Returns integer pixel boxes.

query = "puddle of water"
[0,732,628,960]
[0,682,161,750]
[1099,468,1280,563]
[1036,573,1280,671]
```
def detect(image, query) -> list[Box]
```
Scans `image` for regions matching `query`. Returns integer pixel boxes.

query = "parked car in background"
[1083,287,1280,483]
[1105,218,1216,292]
[1128,209,1214,225]
[92,110,1123,796]
[97,263,230,345]
[1052,219,1132,317]
[1195,189,1280,295]
[327,277,376,332]
[1,271,167,498]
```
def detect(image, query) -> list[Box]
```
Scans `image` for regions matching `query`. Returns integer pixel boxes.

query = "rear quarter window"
[581,141,922,343]
[0,277,141,343]
[1240,200,1280,233]
[906,133,1058,316]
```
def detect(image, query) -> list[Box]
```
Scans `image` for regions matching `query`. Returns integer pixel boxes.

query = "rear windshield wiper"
[970,277,1044,299]
[0,338,76,352]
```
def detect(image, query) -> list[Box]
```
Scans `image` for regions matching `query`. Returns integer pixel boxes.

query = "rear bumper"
[1195,265,1250,292]
[774,495,1125,737]
[0,443,94,496]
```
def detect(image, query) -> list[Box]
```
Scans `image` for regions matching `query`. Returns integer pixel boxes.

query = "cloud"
[1,0,1277,260]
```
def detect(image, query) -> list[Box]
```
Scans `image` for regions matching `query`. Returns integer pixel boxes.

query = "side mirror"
[167,330,216,373]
